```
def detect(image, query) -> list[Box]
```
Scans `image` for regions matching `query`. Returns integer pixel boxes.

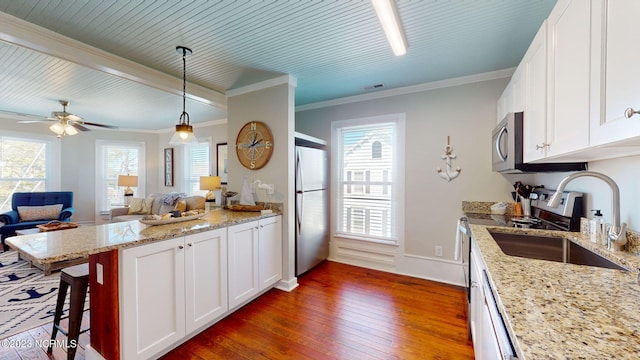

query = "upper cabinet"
[590,0,640,147]
[522,22,548,162]
[545,0,591,157]
[499,0,640,164]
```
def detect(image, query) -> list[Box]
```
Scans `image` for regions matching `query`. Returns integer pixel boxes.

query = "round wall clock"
[235,121,274,169]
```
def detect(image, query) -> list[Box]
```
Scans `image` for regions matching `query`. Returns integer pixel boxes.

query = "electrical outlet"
[435,246,443,257]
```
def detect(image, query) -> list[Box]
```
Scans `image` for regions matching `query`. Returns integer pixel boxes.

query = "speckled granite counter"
[5,208,279,267]
[471,224,640,359]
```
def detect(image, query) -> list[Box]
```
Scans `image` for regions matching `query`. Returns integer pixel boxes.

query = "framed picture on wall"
[164,148,174,187]
[216,143,228,185]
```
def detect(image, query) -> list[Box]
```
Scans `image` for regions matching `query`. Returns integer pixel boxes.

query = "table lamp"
[200,175,221,202]
[118,175,138,206]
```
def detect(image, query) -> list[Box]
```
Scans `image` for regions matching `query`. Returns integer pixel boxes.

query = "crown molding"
[295,68,515,112]
[226,75,298,97]
[0,11,227,110]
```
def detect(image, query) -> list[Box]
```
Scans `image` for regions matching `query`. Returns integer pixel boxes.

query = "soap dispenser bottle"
[590,210,604,244]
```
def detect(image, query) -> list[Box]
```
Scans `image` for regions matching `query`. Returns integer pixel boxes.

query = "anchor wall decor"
[436,136,461,182]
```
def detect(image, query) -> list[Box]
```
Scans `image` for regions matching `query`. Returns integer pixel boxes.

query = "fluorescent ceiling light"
[371,0,407,56]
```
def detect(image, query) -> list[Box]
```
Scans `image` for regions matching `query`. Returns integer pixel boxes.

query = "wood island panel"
[89,250,120,360]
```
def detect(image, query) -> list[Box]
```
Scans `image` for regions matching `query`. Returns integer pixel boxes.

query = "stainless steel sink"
[488,231,629,271]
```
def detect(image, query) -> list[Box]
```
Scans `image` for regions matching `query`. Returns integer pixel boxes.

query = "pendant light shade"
[169,46,198,145]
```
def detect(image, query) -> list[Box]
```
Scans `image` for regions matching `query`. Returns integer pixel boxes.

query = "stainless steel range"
[466,189,584,232]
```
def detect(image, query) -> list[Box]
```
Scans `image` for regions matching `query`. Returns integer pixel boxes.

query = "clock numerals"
[250,160,256,169]
[250,122,256,131]
[265,141,272,149]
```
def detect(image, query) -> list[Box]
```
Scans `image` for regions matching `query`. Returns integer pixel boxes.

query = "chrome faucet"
[548,171,627,251]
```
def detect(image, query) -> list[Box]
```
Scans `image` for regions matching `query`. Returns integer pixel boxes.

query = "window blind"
[336,121,399,244]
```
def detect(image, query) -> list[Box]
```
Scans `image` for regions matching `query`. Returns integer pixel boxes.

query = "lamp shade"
[200,176,221,190]
[118,175,138,187]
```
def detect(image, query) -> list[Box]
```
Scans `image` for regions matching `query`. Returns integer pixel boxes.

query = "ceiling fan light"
[64,124,78,136]
[49,122,64,135]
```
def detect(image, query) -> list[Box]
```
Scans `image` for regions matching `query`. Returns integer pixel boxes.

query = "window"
[96,141,145,212]
[333,114,405,245]
[185,141,211,196]
[0,134,61,212]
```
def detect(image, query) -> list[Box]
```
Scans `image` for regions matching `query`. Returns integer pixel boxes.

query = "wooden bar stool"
[48,262,90,360]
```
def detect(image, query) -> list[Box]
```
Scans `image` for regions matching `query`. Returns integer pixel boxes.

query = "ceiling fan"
[13,100,118,138]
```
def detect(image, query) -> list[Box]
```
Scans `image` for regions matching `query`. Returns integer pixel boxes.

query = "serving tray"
[139,211,209,225]
[37,220,79,232]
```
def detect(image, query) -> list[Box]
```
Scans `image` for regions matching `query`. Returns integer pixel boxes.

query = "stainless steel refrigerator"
[295,145,329,276]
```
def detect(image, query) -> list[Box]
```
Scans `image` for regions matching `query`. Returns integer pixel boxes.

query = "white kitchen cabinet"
[184,229,228,334]
[497,82,512,124]
[470,246,503,360]
[590,0,640,146]
[258,215,282,290]
[522,21,549,163]
[228,215,282,309]
[121,237,186,360]
[228,220,260,309]
[121,228,228,360]
[496,65,524,125]
[545,0,591,158]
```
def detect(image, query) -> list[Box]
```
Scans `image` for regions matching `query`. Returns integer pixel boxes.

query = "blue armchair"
[0,192,75,250]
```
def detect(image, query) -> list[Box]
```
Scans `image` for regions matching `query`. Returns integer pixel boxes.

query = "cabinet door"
[590,0,640,146]
[511,64,525,113]
[546,0,591,157]
[497,83,512,124]
[184,228,228,335]
[523,22,549,162]
[469,251,484,356]
[121,237,186,360]
[228,220,260,309]
[259,216,282,290]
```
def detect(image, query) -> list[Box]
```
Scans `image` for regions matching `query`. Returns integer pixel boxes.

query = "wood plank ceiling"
[0,0,556,131]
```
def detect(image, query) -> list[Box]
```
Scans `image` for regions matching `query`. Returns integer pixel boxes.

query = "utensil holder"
[521,198,531,216]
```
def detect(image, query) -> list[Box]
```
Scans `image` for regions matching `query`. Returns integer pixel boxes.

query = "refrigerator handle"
[295,150,303,233]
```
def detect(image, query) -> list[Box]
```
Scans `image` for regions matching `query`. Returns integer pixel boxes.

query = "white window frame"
[183,138,211,196]
[0,131,61,212]
[95,140,146,212]
[331,113,405,245]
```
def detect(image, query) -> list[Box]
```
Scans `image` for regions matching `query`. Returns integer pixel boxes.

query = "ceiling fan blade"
[17,119,54,124]
[77,121,118,129]
[0,109,51,121]
[71,123,91,132]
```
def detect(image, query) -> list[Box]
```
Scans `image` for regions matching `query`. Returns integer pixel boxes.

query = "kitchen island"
[470,223,640,359]
[6,208,283,360]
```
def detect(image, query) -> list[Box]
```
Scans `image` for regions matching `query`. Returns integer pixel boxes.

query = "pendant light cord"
[180,47,190,125]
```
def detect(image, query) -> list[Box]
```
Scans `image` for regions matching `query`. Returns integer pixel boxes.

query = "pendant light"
[169,46,198,145]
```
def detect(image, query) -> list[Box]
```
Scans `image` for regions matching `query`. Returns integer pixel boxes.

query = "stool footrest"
[53,323,90,336]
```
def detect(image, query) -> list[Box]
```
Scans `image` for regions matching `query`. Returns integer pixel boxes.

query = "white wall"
[227,78,297,290]
[296,77,514,284]
[529,156,640,232]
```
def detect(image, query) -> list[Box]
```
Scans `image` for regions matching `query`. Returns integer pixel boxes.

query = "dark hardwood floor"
[164,261,474,359]
[2,261,473,359]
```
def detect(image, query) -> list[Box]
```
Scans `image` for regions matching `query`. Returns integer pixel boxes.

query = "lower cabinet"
[470,243,508,360]
[228,216,282,309]
[120,228,228,360]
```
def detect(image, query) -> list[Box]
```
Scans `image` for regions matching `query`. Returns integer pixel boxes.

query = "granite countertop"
[471,224,640,359]
[5,209,279,266]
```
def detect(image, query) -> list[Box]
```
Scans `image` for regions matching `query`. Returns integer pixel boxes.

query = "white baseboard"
[276,277,299,292]
[328,253,465,287]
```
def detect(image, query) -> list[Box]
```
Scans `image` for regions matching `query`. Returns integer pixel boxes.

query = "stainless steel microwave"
[492,112,587,173]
